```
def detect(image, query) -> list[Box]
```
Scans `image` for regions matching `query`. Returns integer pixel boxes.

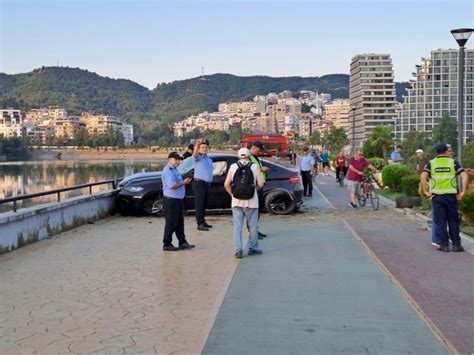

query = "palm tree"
[326,127,348,153]
[367,125,394,162]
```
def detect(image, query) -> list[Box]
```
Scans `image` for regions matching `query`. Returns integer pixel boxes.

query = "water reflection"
[0,160,166,213]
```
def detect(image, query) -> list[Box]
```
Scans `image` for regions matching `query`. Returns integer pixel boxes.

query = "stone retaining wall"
[0,191,117,254]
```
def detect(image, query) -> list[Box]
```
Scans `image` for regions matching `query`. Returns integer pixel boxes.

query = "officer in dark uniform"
[420,143,468,252]
[192,138,213,231]
[161,152,195,251]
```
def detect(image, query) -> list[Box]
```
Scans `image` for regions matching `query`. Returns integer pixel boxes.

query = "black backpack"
[231,162,255,199]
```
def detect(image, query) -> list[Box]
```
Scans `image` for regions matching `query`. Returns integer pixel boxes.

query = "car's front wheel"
[142,194,164,216]
[265,190,296,215]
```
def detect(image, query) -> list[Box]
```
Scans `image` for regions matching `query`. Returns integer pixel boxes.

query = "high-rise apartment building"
[349,54,397,146]
[323,99,351,134]
[395,49,474,144]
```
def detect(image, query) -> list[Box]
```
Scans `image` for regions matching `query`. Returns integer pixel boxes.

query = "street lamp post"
[351,107,356,156]
[451,28,474,164]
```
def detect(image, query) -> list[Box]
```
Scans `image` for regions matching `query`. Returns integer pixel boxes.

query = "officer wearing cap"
[161,152,195,251]
[420,143,468,252]
[249,141,269,238]
[192,138,214,231]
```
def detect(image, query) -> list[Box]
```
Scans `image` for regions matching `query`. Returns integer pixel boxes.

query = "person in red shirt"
[335,152,347,183]
[347,149,378,208]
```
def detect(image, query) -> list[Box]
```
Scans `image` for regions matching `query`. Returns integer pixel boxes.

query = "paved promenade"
[1,175,472,354]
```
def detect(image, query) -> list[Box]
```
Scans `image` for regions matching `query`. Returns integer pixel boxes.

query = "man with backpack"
[224,148,264,259]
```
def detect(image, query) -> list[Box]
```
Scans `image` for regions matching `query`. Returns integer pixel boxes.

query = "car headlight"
[124,186,144,193]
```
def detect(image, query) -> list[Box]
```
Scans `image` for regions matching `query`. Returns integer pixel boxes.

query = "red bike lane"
[314,174,474,355]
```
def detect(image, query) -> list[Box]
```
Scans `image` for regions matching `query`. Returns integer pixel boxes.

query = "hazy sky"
[1,0,473,88]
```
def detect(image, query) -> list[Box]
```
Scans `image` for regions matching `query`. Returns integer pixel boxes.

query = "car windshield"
[177,156,194,174]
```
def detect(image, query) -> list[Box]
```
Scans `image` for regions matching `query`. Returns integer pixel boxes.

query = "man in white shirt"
[299,147,316,197]
[224,148,264,259]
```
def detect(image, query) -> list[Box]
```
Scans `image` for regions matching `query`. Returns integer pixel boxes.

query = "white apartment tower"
[349,54,397,146]
[395,49,474,144]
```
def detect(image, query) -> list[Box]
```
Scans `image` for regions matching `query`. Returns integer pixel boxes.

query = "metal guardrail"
[0,178,122,213]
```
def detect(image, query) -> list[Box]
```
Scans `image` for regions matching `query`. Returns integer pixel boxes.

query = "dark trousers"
[163,197,186,246]
[193,180,209,225]
[336,166,347,181]
[432,194,461,247]
[301,170,313,196]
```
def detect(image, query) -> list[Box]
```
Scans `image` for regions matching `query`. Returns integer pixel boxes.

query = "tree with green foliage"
[432,114,458,150]
[463,140,474,168]
[325,127,348,153]
[364,125,394,162]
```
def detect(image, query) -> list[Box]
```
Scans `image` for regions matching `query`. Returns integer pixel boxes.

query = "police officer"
[249,141,269,238]
[420,143,468,252]
[192,138,213,231]
[162,152,195,251]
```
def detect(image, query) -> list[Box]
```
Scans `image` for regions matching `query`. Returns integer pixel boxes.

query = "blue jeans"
[431,208,440,245]
[232,207,259,252]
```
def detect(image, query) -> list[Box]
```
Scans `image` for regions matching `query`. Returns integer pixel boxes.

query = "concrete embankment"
[0,191,117,254]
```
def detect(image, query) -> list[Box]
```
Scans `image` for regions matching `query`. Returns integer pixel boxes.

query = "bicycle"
[357,173,379,211]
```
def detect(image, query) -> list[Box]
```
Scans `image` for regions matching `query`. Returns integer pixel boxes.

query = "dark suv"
[118,154,303,216]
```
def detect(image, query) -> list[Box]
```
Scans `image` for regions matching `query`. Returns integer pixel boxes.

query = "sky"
[1,0,473,89]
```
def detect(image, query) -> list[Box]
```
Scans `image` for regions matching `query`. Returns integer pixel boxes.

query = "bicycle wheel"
[357,188,366,206]
[339,174,344,187]
[369,185,379,211]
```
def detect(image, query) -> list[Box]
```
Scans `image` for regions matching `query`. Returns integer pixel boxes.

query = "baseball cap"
[415,149,423,153]
[168,152,182,160]
[252,141,265,149]
[200,139,209,146]
[435,143,448,154]
[238,148,250,157]
[187,144,194,150]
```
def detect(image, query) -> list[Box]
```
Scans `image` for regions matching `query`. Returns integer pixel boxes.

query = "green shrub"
[459,190,474,224]
[329,153,337,163]
[463,140,474,168]
[367,157,385,170]
[401,175,420,197]
[381,164,412,191]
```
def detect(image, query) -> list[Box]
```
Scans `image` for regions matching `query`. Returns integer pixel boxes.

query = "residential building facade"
[349,54,397,147]
[323,99,351,134]
[395,48,474,144]
[0,109,23,138]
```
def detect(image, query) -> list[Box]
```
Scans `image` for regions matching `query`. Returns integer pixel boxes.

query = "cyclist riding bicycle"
[335,152,348,184]
[347,149,379,209]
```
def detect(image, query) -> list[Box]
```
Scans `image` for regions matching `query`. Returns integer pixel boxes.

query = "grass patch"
[460,224,474,239]
[377,188,405,201]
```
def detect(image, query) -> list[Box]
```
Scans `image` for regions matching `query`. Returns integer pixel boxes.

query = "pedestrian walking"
[299,147,315,197]
[249,141,269,238]
[347,149,378,209]
[420,143,468,252]
[161,152,195,251]
[320,149,330,176]
[182,144,194,159]
[389,145,404,165]
[224,148,264,258]
[192,138,213,231]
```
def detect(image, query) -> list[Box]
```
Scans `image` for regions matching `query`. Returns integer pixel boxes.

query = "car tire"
[265,190,296,215]
[142,194,164,216]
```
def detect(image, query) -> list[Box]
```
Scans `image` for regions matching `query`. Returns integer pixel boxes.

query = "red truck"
[240,133,289,157]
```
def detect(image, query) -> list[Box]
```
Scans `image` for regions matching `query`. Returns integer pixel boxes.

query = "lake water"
[0,159,166,213]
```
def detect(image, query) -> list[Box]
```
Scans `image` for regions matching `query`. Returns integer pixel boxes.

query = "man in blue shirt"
[162,152,194,251]
[389,145,404,165]
[299,147,315,197]
[320,149,329,176]
[192,138,214,231]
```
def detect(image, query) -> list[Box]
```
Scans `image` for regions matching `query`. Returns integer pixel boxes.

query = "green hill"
[0,67,409,140]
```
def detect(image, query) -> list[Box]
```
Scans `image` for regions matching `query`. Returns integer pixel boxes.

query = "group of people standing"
[161,139,268,258]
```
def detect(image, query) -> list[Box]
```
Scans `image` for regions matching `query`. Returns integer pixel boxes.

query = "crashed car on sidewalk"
[118,154,303,216]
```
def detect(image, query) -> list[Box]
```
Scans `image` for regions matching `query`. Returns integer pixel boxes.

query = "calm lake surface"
[0,159,166,213]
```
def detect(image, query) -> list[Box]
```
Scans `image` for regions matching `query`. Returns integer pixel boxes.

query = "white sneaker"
[431,242,440,247]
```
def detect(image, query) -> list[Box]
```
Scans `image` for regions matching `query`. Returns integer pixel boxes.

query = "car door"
[207,158,232,209]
